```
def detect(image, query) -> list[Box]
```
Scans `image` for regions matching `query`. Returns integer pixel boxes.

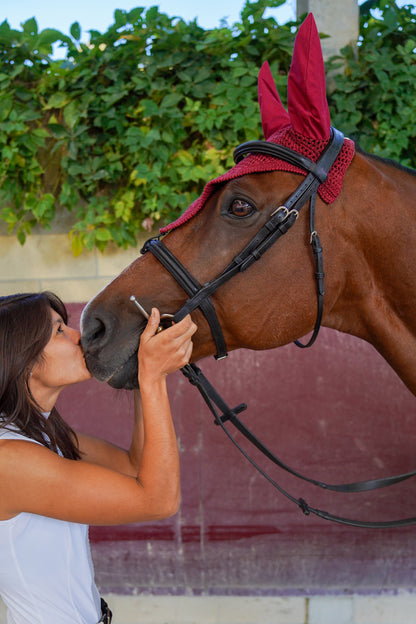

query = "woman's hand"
[138,309,197,385]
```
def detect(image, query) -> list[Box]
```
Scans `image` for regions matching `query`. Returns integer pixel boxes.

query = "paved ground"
[2,593,416,623]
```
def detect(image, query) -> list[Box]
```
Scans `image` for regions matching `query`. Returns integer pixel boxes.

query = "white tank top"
[0,428,101,624]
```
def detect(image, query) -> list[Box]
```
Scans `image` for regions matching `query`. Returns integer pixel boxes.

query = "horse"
[80,14,416,402]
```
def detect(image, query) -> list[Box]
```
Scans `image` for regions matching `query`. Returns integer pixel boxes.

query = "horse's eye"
[229,199,254,218]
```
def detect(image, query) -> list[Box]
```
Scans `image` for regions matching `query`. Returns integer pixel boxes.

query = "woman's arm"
[0,310,196,525]
[77,305,193,475]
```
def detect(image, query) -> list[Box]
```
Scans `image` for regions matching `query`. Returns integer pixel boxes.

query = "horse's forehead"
[224,173,269,190]
[225,170,292,189]
[218,172,294,203]
[160,131,355,234]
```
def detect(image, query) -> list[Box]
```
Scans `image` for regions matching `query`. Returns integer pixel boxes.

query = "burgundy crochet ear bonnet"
[160,13,355,234]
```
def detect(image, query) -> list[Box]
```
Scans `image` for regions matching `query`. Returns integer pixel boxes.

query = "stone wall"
[0,232,148,302]
[297,0,359,59]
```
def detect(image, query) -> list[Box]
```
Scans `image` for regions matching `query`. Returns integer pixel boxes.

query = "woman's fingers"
[138,312,197,379]
[140,307,160,340]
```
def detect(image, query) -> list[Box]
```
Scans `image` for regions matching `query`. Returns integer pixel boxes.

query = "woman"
[0,291,196,624]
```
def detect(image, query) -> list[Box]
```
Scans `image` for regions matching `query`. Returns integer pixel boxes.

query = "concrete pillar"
[296,0,359,59]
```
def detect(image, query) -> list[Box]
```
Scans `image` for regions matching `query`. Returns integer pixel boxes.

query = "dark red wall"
[58,304,416,595]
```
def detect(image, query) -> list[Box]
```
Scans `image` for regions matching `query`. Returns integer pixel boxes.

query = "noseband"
[139,128,416,529]
[142,126,344,358]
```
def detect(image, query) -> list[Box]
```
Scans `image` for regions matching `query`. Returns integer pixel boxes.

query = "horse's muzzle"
[81,300,142,389]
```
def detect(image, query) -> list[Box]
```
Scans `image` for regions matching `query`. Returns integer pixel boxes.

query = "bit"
[129,294,150,320]
[130,295,173,333]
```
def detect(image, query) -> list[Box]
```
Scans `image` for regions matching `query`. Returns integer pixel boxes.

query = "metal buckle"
[310,230,318,244]
[270,206,299,221]
[270,205,288,218]
[288,209,299,220]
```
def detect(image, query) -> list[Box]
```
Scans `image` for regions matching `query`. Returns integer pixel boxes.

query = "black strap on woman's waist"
[97,598,112,624]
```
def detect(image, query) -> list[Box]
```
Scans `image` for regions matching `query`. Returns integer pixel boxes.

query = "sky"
[4,0,415,39]
[3,0,414,55]
[3,0,297,36]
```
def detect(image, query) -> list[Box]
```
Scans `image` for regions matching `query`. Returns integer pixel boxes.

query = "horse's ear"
[287,13,331,140]
[258,61,291,140]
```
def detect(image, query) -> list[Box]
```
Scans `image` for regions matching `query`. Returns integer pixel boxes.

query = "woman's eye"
[229,199,254,218]
[57,324,64,335]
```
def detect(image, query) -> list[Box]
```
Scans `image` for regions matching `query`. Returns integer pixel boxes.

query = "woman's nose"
[69,326,82,343]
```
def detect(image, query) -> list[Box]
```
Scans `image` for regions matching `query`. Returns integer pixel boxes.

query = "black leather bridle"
[143,127,345,357]
[139,127,416,528]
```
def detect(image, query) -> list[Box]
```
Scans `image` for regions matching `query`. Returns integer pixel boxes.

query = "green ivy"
[1,0,415,252]
[328,0,416,165]
[0,0,295,253]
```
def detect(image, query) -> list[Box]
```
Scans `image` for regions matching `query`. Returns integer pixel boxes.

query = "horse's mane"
[355,141,416,177]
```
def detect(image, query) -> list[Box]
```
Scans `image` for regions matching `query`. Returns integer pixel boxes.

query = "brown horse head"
[81,14,387,391]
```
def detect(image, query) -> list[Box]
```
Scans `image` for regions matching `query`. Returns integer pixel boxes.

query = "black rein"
[140,127,416,528]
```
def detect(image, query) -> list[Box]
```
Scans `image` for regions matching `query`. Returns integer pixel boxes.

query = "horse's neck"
[324,152,416,395]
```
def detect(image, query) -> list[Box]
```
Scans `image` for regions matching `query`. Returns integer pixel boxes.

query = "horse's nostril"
[81,314,109,350]
[90,318,106,343]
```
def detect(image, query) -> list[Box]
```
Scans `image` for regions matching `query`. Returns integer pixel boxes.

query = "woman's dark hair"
[0,291,81,460]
